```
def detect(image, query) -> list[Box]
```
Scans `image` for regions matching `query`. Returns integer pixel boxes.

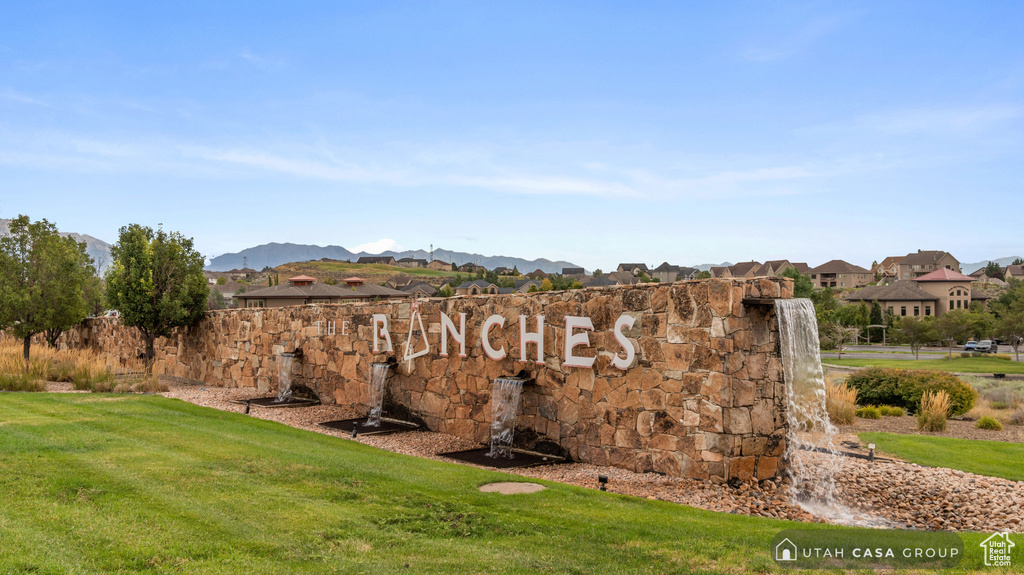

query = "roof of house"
[710,266,730,277]
[235,282,410,301]
[400,282,437,295]
[846,282,939,302]
[728,261,763,276]
[492,266,510,273]
[1005,264,1024,277]
[583,277,616,287]
[288,275,318,283]
[811,260,872,274]
[762,260,791,272]
[791,262,812,274]
[514,279,541,289]
[385,275,418,288]
[618,263,649,271]
[901,250,957,266]
[653,262,679,272]
[397,257,428,264]
[497,287,515,294]
[356,256,395,264]
[678,266,698,276]
[607,271,640,284]
[527,269,548,277]
[879,256,902,269]
[561,267,585,275]
[914,268,974,282]
[457,279,497,289]
[969,268,989,278]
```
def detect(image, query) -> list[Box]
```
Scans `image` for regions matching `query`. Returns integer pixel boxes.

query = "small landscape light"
[352,427,358,438]
[868,443,876,463]
[244,399,251,415]
[598,475,608,491]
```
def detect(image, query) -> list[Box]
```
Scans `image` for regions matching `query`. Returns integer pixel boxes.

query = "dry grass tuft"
[0,338,163,394]
[918,390,951,432]
[826,380,858,425]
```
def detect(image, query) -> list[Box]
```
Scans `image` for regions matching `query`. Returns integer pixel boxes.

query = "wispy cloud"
[0,88,52,108]
[739,15,849,62]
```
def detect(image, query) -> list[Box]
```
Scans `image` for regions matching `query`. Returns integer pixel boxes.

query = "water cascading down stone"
[774,299,843,512]
[487,377,525,459]
[275,353,297,403]
[365,362,392,427]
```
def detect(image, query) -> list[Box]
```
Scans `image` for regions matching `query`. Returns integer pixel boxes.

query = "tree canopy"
[105,224,208,364]
[779,267,814,299]
[0,215,98,368]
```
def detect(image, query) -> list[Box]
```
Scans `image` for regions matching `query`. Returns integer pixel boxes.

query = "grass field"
[276,261,458,283]
[859,432,1024,481]
[825,356,1024,374]
[0,394,1005,574]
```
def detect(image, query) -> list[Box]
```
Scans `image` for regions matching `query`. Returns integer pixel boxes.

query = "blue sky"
[1,1,1022,270]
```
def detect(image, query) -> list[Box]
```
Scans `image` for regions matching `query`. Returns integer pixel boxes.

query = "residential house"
[606,271,641,285]
[616,263,649,276]
[846,282,939,318]
[526,269,548,279]
[677,266,700,280]
[809,260,873,288]
[913,268,975,313]
[396,258,428,269]
[492,266,511,275]
[876,256,902,282]
[651,262,681,283]
[896,250,960,280]
[357,256,397,266]
[514,279,542,293]
[426,259,451,271]
[457,263,486,274]
[455,279,498,296]
[727,261,763,279]
[234,275,410,308]
[1004,264,1024,281]
[561,267,586,278]
[709,266,731,278]
[385,275,419,289]
[400,282,437,298]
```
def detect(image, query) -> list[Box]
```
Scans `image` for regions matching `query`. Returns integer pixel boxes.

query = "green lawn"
[859,432,1024,481]
[825,356,1024,374]
[294,261,457,278]
[0,394,1002,574]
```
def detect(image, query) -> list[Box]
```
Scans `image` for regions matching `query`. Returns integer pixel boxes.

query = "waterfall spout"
[487,376,526,459]
[365,362,393,427]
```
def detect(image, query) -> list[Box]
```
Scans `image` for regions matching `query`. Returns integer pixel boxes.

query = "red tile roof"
[914,268,974,282]
[288,275,317,282]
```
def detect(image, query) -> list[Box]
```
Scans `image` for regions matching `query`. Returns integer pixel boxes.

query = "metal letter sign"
[403,302,430,361]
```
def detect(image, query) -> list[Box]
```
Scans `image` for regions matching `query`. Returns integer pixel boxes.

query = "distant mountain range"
[205,243,585,275]
[961,256,1022,275]
[0,218,113,273]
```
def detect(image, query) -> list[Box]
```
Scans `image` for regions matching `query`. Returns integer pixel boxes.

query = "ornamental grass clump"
[975,416,1004,431]
[878,405,905,417]
[826,380,858,424]
[856,405,881,419]
[917,390,951,432]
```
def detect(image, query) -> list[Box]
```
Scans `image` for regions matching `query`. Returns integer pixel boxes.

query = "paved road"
[821,344,1021,361]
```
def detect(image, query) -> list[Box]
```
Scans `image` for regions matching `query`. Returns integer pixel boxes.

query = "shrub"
[845,367,976,416]
[975,417,1003,431]
[992,354,1013,361]
[856,406,882,419]
[990,401,1011,410]
[917,390,950,432]
[1009,409,1024,426]
[826,381,858,424]
[878,405,905,417]
[985,388,1021,406]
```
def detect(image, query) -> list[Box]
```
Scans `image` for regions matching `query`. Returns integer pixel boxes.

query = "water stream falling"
[365,362,392,427]
[776,299,892,527]
[275,353,297,403]
[487,377,525,459]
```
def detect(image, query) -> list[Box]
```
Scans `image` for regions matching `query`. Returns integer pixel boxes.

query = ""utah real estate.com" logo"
[981,532,1015,567]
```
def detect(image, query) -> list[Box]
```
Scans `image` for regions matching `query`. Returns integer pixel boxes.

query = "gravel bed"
[85,383,1024,532]
[841,415,1024,443]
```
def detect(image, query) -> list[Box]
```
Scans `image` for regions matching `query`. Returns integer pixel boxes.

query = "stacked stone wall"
[60,278,793,481]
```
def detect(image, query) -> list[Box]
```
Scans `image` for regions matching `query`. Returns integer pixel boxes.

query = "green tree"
[934,309,972,359]
[216,276,227,285]
[208,289,227,310]
[105,224,208,367]
[995,308,1024,361]
[540,278,553,291]
[867,301,884,344]
[695,270,711,279]
[592,268,603,278]
[984,261,1004,280]
[1013,258,1024,266]
[0,216,97,367]
[569,280,583,290]
[892,315,935,359]
[779,267,814,299]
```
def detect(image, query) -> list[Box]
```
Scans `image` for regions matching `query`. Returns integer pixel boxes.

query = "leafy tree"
[569,280,583,289]
[995,308,1024,361]
[780,267,814,299]
[892,316,935,359]
[819,323,860,359]
[511,266,519,276]
[1014,258,1024,266]
[540,278,553,291]
[984,261,1004,280]
[0,215,97,369]
[323,276,336,285]
[208,289,227,310]
[105,224,208,367]
[216,276,227,285]
[695,270,711,279]
[592,269,603,278]
[436,285,453,298]
[527,284,539,293]
[934,309,972,359]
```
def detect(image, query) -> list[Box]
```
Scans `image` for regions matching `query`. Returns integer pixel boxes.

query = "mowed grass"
[859,432,1024,482]
[826,356,1024,374]
[0,395,1002,574]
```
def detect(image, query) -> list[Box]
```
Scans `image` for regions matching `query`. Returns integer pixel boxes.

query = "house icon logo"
[776,538,798,562]
[981,532,1014,567]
